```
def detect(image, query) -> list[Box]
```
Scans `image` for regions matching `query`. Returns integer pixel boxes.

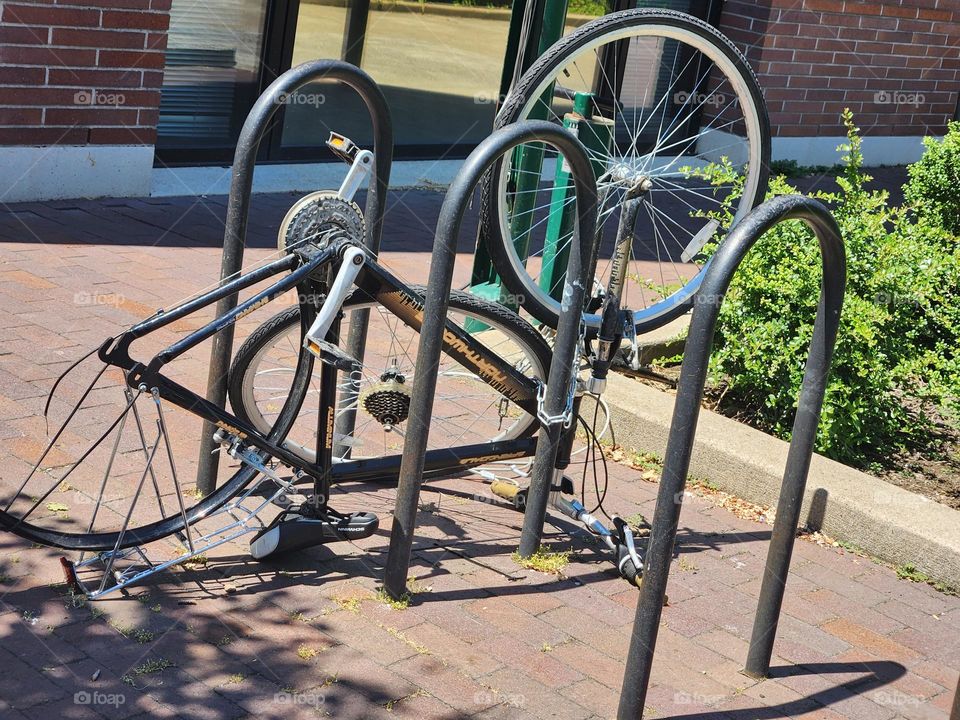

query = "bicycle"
[0,126,589,596]
[0,10,770,598]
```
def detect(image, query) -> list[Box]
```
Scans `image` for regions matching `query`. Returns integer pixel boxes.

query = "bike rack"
[195,60,394,496]
[383,120,598,598]
[379,109,846,708]
[206,65,848,715]
[617,194,846,717]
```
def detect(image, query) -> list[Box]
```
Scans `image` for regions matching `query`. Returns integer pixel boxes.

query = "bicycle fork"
[550,389,645,588]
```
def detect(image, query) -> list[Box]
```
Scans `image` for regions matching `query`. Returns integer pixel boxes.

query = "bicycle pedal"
[303,337,362,372]
[326,132,359,164]
[249,511,379,560]
[490,479,526,511]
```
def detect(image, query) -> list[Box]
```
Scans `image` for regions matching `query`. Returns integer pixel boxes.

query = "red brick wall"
[718,0,960,138]
[0,0,171,146]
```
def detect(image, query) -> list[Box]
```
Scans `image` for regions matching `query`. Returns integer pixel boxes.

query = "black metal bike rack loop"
[617,194,846,718]
[950,675,959,720]
[195,60,394,496]
[383,120,598,598]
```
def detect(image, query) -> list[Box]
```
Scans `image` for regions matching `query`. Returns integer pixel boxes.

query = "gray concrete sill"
[605,373,960,588]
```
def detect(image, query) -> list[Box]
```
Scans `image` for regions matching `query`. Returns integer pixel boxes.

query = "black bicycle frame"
[99,239,541,490]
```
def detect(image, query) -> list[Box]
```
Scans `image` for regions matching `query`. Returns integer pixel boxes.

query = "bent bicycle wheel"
[484,9,770,333]
[0,325,315,551]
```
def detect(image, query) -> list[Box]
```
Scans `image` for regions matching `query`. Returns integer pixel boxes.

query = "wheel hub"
[606,163,653,197]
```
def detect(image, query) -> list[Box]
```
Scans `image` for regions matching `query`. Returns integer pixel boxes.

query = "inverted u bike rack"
[383,120,598,597]
[382,122,847,713]
[618,194,846,717]
[195,60,394,496]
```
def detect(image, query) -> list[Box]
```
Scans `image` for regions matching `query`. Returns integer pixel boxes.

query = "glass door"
[155,0,723,165]
[155,0,273,164]
[274,0,510,160]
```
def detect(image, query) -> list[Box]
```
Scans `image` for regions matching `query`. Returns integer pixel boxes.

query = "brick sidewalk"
[0,184,957,720]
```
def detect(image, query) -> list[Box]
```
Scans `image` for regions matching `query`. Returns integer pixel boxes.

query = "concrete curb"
[604,373,960,588]
[624,314,688,366]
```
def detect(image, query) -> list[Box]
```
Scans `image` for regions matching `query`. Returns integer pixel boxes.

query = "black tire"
[228,285,552,461]
[482,8,771,333]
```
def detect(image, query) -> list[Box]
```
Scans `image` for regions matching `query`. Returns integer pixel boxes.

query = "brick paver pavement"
[0,180,957,719]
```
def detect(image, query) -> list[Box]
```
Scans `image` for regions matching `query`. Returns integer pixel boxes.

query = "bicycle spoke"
[493,11,766,330]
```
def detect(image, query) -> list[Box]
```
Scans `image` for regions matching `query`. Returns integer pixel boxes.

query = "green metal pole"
[468,0,541,296]
[468,0,570,307]
[539,91,612,301]
[536,0,567,56]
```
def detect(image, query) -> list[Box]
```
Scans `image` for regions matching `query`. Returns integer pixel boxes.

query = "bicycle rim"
[492,10,770,332]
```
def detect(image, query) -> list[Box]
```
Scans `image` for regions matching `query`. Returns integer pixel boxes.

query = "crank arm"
[303,245,366,356]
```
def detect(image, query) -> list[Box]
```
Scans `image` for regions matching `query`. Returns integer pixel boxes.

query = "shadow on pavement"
[665,660,907,719]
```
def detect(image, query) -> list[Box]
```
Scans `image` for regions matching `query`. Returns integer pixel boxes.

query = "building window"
[156,0,720,165]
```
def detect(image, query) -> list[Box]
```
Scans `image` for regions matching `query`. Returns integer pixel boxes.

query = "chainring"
[278,190,366,254]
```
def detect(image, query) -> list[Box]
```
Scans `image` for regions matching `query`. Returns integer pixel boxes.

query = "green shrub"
[702,110,960,467]
[567,0,608,15]
[904,121,960,236]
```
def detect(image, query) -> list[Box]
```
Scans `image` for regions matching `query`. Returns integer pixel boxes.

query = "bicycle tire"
[228,285,553,462]
[484,8,771,333]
